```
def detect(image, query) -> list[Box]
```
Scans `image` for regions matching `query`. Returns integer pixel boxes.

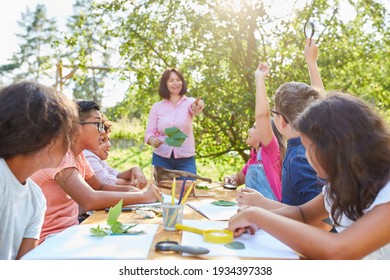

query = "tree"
[62,0,116,105]
[62,0,390,161]
[1,4,59,83]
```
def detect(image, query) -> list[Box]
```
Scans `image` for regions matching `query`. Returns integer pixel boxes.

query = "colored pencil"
[171,177,176,205]
[177,177,187,204]
[180,181,196,205]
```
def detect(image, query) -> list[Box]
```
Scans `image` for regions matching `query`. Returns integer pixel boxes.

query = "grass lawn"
[105,119,246,183]
[106,144,245,183]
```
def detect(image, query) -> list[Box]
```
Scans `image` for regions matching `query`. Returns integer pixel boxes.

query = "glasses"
[269,109,289,124]
[79,122,105,132]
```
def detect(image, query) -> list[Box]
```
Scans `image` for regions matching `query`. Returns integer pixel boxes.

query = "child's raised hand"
[304,38,319,63]
[254,62,269,80]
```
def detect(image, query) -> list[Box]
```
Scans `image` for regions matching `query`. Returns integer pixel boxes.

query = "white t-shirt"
[0,158,46,260]
[323,181,390,260]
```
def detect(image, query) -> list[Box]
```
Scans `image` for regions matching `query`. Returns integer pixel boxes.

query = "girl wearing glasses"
[0,81,79,259]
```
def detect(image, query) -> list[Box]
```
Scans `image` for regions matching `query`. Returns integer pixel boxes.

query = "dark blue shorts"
[152,152,197,175]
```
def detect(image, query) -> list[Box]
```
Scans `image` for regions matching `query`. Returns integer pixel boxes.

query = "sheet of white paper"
[123,194,175,208]
[187,198,238,220]
[180,220,299,259]
[22,224,159,260]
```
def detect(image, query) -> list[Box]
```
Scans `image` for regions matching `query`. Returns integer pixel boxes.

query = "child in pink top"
[240,134,283,201]
[224,64,285,201]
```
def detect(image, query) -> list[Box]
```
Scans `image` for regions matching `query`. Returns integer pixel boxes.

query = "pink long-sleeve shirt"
[144,96,196,159]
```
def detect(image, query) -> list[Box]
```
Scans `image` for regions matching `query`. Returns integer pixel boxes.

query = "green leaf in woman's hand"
[165,127,188,147]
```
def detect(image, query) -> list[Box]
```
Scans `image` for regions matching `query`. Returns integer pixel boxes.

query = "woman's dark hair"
[158,68,187,99]
[0,81,79,158]
[295,92,390,225]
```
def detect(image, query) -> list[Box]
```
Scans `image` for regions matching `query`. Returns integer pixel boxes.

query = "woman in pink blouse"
[145,68,204,174]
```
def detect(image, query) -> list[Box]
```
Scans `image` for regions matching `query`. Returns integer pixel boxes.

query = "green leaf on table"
[90,200,140,236]
[225,241,245,250]
[107,199,123,227]
[89,225,108,236]
[211,200,237,206]
[195,185,210,190]
[165,127,188,147]
[110,222,135,235]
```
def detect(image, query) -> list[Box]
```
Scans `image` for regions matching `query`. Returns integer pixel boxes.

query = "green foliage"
[89,225,108,236]
[106,199,134,234]
[63,0,113,106]
[69,0,388,162]
[2,0,388,162]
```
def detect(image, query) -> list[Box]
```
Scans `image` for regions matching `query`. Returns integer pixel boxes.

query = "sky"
[0,0,74,65]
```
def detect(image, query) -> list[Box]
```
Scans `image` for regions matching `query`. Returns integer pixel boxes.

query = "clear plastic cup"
[162,203,184,231]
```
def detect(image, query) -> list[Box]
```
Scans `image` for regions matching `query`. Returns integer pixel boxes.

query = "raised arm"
[304,38,324,90]
[254,62,274,146]
[190,97,205,116]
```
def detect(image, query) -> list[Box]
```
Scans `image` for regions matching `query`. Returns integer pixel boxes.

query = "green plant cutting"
[90,199,145,236]
[165,127,188,147]
[211,200,237,206]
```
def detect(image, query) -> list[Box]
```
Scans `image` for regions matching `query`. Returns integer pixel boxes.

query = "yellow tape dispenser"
[175,223,233,244]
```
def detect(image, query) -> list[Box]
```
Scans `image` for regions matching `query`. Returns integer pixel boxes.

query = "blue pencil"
[178,177,187,204]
